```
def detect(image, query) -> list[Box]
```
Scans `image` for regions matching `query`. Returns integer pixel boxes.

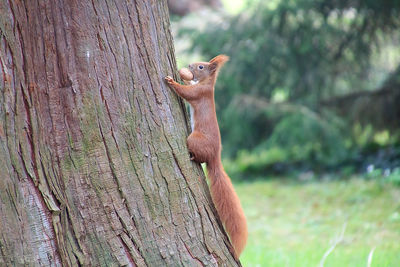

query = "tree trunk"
[0,1,239,266]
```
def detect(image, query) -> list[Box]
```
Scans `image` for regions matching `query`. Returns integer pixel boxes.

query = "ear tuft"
[209,55,229,74]
[209,54,230,65]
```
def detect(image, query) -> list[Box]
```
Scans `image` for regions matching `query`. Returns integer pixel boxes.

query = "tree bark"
[0,1,239,266]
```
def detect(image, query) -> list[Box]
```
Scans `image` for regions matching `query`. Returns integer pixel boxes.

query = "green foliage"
[227,112,348,175]
[175,0,400,176]
[266,113,348,165]
[366,167,400,186]
[223,106,351,177]
[387,168,400,185]
[184,0,400,103]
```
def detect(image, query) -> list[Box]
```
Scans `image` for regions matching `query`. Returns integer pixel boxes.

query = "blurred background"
[168,0,400,265]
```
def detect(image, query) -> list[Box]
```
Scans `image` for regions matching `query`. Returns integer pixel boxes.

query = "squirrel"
[164,55,248,259]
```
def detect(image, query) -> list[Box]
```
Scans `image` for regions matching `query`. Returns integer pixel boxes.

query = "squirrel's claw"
[164,76,174,84]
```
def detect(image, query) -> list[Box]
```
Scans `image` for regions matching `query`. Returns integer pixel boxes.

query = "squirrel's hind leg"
[187,131,214,163]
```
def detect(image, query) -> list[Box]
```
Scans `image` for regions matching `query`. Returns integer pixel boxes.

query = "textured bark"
[0,1,239,266]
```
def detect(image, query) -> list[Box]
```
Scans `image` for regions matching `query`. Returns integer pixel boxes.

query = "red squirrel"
[164,55,248,259]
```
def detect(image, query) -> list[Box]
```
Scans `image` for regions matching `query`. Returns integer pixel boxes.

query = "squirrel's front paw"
[164,76,174,84]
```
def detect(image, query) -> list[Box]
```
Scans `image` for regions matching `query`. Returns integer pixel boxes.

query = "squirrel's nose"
[188,64,193,70]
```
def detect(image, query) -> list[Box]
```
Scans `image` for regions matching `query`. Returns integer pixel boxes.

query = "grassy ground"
[235,177,400,267]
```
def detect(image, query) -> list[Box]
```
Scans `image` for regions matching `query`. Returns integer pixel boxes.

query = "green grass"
[235,177,400,267]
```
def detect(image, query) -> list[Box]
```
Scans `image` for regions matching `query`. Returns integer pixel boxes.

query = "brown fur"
[165,55,248,259]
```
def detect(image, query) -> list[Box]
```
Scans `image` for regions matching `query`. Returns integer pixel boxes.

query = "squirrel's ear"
[209,55,229,74]
[209,54,229,65]
[209,62,218,74]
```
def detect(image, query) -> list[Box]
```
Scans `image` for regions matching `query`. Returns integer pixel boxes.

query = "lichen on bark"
[0,0,240,266]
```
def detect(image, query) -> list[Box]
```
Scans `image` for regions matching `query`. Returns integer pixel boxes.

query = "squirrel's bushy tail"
[207,158,248,259]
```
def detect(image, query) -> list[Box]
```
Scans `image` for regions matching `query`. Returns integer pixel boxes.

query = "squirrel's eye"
[198,65,204,70]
